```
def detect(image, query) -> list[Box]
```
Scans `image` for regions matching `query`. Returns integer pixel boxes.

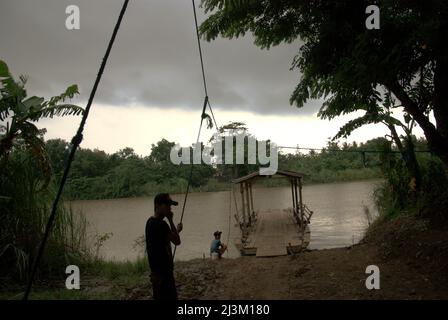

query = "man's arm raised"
[166,211,181,245]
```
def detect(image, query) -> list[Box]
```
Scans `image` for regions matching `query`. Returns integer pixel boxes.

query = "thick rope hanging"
[22,0,130,300]
[192,0,218,131]
[207,99,219,131]
[179,97,208,223]
[172,0,219,260]
[192,0,208,98]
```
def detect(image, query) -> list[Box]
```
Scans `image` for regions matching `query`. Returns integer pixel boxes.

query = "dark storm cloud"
[0,0,319,116]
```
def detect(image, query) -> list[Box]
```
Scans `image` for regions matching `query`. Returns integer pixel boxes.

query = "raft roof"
[232,169,304,184]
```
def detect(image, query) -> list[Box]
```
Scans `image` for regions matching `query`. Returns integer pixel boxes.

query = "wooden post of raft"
[240,182,246,227]
[245,182,251,226]
[294,178,299,223]
[249,182,255,222]
[298,177,303,229]
[290,178,296,219]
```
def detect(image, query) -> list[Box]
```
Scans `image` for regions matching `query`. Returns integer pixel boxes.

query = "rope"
[192,0,208,98]
[179,97,208,224]
[192,0,219,131]
[278,145,431,153]
[22,0,130,300]
[172,97,207,260]
[172,0,216,260]
[226,181,232,257]
[207,99,219,130]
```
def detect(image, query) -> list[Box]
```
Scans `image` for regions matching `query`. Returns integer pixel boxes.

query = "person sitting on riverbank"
[210,231,227,259]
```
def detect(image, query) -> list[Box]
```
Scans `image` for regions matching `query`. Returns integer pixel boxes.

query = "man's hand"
[177,222,183,233]
[166,211,181,245]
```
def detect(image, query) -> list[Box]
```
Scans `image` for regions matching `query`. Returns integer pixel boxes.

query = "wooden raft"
[232,169,313,257]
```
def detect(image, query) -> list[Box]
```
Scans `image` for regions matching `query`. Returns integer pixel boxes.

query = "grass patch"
[1,257,150,300]
[84,257,148,280]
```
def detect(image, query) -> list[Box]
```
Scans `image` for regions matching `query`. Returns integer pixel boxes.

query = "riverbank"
[131,214,448,300]
[66,171,381,201]
[2,214,447,300]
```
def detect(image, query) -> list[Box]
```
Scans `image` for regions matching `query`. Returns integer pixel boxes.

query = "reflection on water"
[68,179,381,261]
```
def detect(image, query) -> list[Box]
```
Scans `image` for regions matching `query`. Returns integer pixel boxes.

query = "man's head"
[214,231,222,239]
[154,193,178,218]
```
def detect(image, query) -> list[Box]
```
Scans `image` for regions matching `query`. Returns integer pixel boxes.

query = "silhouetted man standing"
[146,193,182,300]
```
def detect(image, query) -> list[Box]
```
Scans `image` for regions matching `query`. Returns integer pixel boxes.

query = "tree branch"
[387,81,440,143]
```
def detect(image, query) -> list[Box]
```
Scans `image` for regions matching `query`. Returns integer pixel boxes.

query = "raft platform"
[232,170,313,257]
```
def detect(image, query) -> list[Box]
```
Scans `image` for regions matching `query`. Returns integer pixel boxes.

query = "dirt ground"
[3,215,446,300]
[198,245,444,299]
[121,215,448,300]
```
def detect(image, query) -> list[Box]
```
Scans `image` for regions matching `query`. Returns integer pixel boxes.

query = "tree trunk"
[387,124,421,190]
[387,124,404,152]
[433,58,448,147]
[387,81,448,170]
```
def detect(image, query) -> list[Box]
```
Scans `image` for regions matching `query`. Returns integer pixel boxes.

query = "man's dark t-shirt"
[145,216,173,274]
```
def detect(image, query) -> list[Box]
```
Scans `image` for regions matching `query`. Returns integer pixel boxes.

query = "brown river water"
[68,179,381,262]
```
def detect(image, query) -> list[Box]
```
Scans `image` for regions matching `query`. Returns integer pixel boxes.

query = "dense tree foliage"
[0,60,86,281]
[41,134,403,200]
[0,59,83,189]
[199,0,448,168]
[45,138,216,200]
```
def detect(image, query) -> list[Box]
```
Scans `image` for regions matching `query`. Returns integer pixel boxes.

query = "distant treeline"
[42,136,425,201]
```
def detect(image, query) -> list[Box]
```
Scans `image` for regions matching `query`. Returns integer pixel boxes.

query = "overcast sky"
[0,0,423,156]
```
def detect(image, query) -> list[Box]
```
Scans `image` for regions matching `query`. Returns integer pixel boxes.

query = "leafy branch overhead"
[334,112,402,141]
[199,0,448,168]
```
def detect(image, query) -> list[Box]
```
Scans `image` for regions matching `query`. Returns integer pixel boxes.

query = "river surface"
[68,179,381,261]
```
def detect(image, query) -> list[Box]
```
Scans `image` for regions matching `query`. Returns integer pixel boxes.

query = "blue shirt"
[210,239,221,253]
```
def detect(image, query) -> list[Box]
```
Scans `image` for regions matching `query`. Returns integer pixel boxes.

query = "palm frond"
[48,84,79,106]
[0,100,10,121]
[22,96,45,111]
[334,112,403,141]
[30,104,84,120]
[0,59,9,77]
[21,122,52,190]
